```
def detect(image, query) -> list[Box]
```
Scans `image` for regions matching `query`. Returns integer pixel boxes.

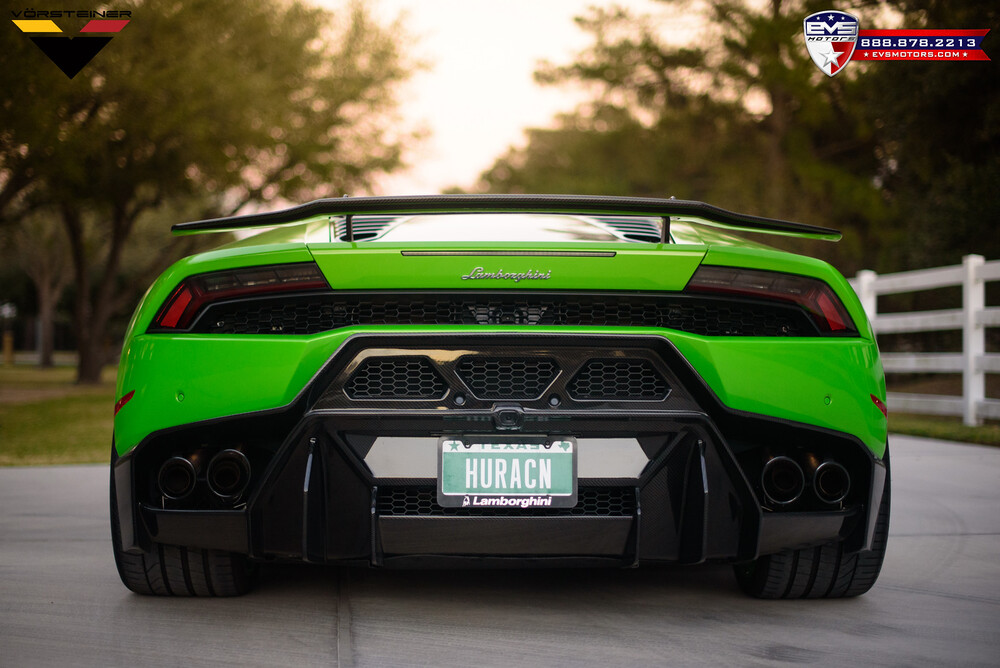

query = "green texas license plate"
[437,438,578,509]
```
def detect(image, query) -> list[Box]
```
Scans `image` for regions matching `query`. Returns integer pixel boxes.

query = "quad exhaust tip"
[207,449,251,500]
[813,460,851,504]
[761,456,805,506]
[157,456,197,500]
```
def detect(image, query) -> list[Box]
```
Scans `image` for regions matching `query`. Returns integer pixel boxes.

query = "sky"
[330,0,698,195]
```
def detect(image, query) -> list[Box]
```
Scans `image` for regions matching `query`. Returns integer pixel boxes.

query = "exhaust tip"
[761,456,805,506]
[158,457,197,500]
[813,460,851,504]
[207,449,251,500]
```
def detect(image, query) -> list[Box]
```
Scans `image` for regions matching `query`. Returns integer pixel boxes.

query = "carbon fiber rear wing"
[171,194,841,241]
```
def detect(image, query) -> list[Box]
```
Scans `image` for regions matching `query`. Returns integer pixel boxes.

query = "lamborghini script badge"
[461,267,552,282]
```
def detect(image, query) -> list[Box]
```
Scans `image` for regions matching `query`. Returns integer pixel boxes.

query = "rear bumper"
[114,333,887,566]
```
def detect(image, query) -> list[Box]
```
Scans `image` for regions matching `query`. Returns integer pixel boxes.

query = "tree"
[862,0,1000,269]
[477,0,997,273]
[10,214,74,367]
[0,0,417,382]
[474,1,895,273]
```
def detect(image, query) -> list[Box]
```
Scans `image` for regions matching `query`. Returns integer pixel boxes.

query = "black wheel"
[734,447,890,599]
[110,446,255,596]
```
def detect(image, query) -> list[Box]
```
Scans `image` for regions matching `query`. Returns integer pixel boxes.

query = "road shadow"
[254,560,743,600]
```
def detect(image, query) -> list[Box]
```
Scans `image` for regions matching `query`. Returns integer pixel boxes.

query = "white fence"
[849,254,1000,426]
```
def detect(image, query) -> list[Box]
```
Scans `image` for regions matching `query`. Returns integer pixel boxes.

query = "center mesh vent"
[377,486,635,517]
[567,359,669,401]
[344,357,446,399]
[456,357,559,399]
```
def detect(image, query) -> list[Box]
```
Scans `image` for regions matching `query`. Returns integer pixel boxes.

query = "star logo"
[818,44,843,66]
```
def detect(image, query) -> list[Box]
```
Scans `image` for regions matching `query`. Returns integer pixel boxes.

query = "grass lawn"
[889,412,1000,447]
[0,365,115,466]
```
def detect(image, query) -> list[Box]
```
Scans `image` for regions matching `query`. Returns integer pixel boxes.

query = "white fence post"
[856,269,878,323]
[963,254,985,426]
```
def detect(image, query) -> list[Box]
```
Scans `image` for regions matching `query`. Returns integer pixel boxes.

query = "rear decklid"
[309,232,707,292]
[173,195,839,292]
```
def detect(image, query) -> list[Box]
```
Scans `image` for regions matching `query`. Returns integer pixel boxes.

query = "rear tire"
[110,446,254,596]
[734,447,890,599]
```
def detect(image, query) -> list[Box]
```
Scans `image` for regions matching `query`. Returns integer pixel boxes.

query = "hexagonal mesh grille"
[188,293,818,336]
[567,359,668,400]
[344,357,445,399]
[456,357,559,399]
[376,486,635,517]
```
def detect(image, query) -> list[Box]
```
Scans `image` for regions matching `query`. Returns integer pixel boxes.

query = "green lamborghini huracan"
[110,195,889,598]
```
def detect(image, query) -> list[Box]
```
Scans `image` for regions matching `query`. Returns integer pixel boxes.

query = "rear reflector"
[871,394,888,417]
[685,266,856,335]
[114,390,135,416]
[151,262,329,330]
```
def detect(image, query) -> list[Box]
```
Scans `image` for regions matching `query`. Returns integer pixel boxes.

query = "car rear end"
[111,196,888,597]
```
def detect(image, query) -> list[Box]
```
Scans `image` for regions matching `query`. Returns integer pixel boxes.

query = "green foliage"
[476,0,995,274]
[0,0,417,381]
[1,0,414,215]
[863,0,1000,270]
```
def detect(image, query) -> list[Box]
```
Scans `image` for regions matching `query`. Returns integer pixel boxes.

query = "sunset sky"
[345,0,696,195]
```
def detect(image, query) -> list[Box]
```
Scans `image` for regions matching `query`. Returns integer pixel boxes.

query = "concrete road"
[2,435,999,667]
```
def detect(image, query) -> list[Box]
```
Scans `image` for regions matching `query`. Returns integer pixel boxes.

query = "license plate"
[437,437,578,509]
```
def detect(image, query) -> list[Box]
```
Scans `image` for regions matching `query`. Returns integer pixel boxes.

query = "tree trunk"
[61,205,99,384]
[763,0,789,216]
[16,216,72,369]
[61,202,134,384]
[37,281,56,368]
[76,336,107,384]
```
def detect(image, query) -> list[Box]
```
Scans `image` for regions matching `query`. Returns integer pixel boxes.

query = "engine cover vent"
[344,357,446,400]
[456,357,560,400]
[567,359,669,401]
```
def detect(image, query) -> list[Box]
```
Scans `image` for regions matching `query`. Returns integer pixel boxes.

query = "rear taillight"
[685,266,856,335]
[152,262,329,330]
